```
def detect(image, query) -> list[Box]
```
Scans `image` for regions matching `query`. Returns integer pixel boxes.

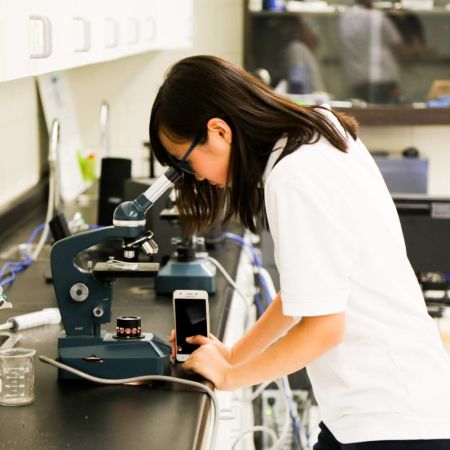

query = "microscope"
[154,202,216,294]
[51,168,181,380]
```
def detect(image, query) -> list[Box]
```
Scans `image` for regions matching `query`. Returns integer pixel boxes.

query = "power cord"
[222,232,310,450]
[206,256,253,329]
[39,355,219,450]
[231,379,290,450]
[32,119,60,261]
[0,120,60,292]
[0,223,45,293]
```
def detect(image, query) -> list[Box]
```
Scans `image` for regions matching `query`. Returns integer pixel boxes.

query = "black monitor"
[394,195,450,276]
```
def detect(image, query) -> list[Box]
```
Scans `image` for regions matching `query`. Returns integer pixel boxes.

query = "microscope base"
[154,259,216,294]
[57,332,171,380]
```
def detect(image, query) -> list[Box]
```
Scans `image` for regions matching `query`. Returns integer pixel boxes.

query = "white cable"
[206,256,253,313]
[231,426,278,450]
[281,375,310,449]
[39,355,219,449]
[239,251,309,449]
[272,378,292,450]
[232,378,290,450]
[257,267,277,301]
[299,393,313,450]
[32,119,60,261]
[31,170,54,260]
[237,240,257,266]
[256,262,309,448]
[239,381,273,403]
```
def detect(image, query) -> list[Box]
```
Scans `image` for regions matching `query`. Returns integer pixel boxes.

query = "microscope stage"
[93,261,160,278]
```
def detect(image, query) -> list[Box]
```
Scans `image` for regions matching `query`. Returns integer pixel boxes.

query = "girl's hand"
[169,330,234,364]
[182,336,232,390]
[169,329,177,359]
[189,334,234,364]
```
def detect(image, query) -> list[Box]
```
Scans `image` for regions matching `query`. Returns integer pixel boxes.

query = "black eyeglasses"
[167,133,203,176]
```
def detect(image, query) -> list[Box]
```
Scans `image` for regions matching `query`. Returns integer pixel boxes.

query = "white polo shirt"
[264,111,450,443]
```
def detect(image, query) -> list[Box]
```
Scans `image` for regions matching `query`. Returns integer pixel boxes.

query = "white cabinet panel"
[156,0,193,49]
[28,0,71,75]
[1,0,32,81]
[70,0,97,66]
[0,0,192,82]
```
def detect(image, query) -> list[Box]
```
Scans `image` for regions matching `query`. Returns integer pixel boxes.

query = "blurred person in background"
[339,0,404,103]
[251,14,325,94]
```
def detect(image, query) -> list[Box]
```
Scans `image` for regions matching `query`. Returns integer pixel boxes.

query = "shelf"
[335,105,450,126]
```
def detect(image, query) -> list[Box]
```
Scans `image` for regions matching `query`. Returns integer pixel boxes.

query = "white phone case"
[173,290,209,363]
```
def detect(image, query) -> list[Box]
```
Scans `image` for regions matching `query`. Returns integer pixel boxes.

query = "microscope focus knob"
[92,306,104,318]
[70,283,89,302]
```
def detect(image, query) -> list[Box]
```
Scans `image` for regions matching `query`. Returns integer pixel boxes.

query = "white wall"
[0,0,243,210]
[0,78,41,210]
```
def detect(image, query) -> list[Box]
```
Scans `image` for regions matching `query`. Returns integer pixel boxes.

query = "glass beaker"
[0,348,36,406]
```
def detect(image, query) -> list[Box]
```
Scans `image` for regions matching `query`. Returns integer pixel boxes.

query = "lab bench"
[0,191,249,450]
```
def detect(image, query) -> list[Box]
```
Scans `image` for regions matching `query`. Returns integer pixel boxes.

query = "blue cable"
[27,223,45,245]
[223,232,279,313]
[222,232,304,447]
[0,222,102,290]
[0,223,45,289]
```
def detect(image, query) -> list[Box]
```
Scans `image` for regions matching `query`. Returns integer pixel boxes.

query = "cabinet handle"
[29,15,52,59]
[73,17,91,53]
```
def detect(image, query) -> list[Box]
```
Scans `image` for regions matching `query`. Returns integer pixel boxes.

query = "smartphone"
[173,289,210,362]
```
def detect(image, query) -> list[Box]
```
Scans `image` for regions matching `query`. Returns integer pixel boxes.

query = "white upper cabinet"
[155,0,193,49]
[0,0,193,82]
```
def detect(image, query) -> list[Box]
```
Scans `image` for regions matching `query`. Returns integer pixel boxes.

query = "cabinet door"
[70,0,96,67]
[0,0,192,83]
[0,0,33,81]
[156,0,193,49]
[28,0,71,75]
[0,0,75,81]
[140,0,159,52]
[93,0,155,61]
[94,0,122,62]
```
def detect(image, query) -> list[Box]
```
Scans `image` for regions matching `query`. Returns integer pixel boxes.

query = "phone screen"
[174,298,208,355]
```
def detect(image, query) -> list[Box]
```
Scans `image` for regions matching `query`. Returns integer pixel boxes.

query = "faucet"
[49,119,62,214]
[99,100,111,158]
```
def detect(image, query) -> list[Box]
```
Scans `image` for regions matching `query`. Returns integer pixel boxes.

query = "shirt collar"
[263,136,288,184]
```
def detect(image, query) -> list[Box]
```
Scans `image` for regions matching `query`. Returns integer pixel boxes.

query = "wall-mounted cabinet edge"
[0,0,193,83]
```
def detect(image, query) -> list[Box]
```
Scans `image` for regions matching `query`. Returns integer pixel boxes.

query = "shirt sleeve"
[265,176,359,317]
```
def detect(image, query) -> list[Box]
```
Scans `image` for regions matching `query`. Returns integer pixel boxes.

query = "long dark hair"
[149,55,357,234]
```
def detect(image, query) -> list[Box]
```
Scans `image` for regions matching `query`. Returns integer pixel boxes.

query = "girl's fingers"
[186,335,210,346]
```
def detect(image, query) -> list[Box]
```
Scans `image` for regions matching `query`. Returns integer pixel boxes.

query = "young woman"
[149,55,450,449]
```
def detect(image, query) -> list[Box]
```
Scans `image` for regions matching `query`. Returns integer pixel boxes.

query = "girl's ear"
[207,117,232,144]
